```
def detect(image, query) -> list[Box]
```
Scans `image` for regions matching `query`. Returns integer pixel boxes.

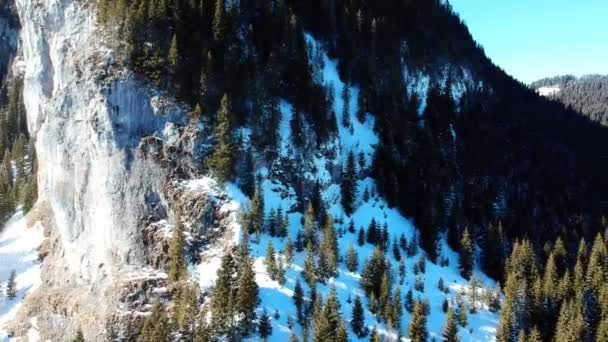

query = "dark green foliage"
[459,227,473,279]
[5,269,16,299]
[168,220,186,283]
[293,279,304,323]
[258,309,273,340]
[408,301,428,342]
[351,295,367,338]
[442,308,459,342]
[340,151,357,216]
[71,329,85,342]
[206,94,236,182]
[138,303,170,342]
[345,244,358,272]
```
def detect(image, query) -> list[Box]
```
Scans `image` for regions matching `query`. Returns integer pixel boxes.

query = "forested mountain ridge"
[0,0,606,341]
[531,74,608,126]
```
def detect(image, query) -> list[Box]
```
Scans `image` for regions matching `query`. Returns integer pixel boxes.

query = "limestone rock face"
[16,0,186,283]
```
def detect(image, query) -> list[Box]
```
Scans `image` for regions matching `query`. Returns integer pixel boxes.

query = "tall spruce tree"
[340,151,357,216]
[442,307,459,342]
[458,227,473,279]
[206,94,235,182]
[351,295,367,338]
[408,301,428,342]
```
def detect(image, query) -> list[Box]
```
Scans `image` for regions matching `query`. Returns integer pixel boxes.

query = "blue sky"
[449,0,608,83]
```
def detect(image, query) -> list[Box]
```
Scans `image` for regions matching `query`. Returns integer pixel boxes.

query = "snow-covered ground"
[0,211,44,341]
[537,85,561,96]
[192,34,500,341]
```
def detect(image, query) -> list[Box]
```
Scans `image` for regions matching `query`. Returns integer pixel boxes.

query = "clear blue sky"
[449,0,608,83]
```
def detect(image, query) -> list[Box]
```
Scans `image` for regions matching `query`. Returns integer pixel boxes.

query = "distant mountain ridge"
[531,74,608,126]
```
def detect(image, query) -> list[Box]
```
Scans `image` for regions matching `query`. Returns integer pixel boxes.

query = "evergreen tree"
[442,307,459,342]
[212,0,225,41]
[459,227,473,279]
[168,220,187,283]
[348,220,355,234]
[303,202,317,247]
[303,242,317,288]
[341,151,357,216]
[138,303,170,342]
[258,309,273,341]
[285,237,294,264]
[248,189,264,235]
[408,301,428,342]
[351,295,367,338]
[391,286,403,332]
[554,299,586,342]
[174,282,199,333]
[72,329,85,342]
[168,33,179,77]
[345,244,359,272]
[236,253,259,335]
[342,84,351,128]
[357,227,365,246]
[321,215,339,277]
[6,269,16,299]
[405,289,414,313]
[206,94,235,182]
[265,241,277,279]
[293,279,304,323]
[210,252,237,335]
[360,246,388,298]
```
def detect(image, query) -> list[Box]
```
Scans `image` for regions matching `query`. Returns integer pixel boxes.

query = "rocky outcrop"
[6,0,210,339]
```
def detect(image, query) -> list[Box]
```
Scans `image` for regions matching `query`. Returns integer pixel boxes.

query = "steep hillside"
[0,0,607,341]
[531,74,608,126]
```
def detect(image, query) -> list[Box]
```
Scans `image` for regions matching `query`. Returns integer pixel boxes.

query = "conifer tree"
[345,244,358,272]
[351,295,367,338]
[210,252,237,335]
[442,307,459,342]
[285,237,294,264]
[138,303,170,342]
[206,94,235,182]
[408,301,428,342]
[321,215,339,277]
[168,33,179,79]
[348,220,355,234]
[391,286,403,332]
[212,0,225,41]
[358,227,365,246]
[174,282,199,333]
[72,329,85,342]
[340,151,357,216]
[341,84,351,128]
[6,269,16,299]
[303,242,317,288]
[168,220,187,283]
[236,253,259,335]
[405,289,414,313]
[248,189,264,235]
[304,202,317,247]
[265,241,277,279]
[459,227,473,279]
[554,299,586,342]
[293,279,304,323]
[258,309,273,341]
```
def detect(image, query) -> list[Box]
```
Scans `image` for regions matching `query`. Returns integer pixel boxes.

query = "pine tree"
[293,279,304,323]
[527,327,542,342]
[345,244,358,272]
[360,246,388,298]
[340,151,357,216]
[408,301,428,342]
[72,329,85,342]
[210,252,237,335]
[304,202,317,247]
[358,227,365,246]
[459,227,473,279]
[348,220,355,234]
[236,253,259,335]
[303,242,317,288]
[206,94,235,182]
[212,0,225,41]
[442,307,459,342]
[138,303,170,342]
[168,33,179,77]
[341,84,351,128]
[321,215,339,277]
[405,289,414,313]
[265,241,277,279]
[351,295,367,338]
[6,269,16,299]
[248,189,264,235]
[258,309,273,341]
[285,237,294,264]
[554,299,586,342]
[174,282,199,333]
[168,220,187,283]
[391,286,403,332]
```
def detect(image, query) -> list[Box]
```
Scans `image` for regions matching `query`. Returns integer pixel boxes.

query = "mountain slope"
[0,0,607,341]
[531,74,608,126]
